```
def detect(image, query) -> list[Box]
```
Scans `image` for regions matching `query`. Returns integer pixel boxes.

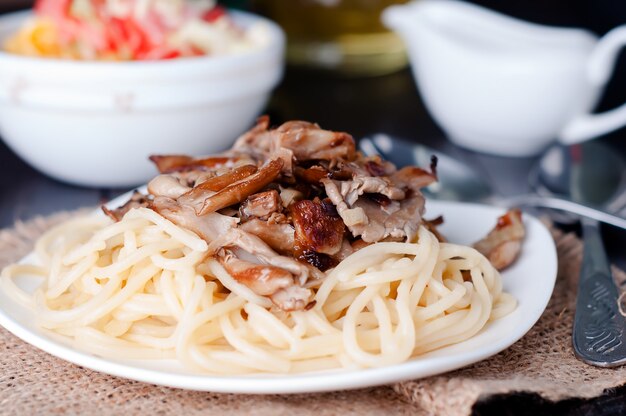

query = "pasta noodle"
[1,207,516,373]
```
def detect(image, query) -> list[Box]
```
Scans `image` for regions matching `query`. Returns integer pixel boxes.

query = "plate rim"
[0,199,558,394]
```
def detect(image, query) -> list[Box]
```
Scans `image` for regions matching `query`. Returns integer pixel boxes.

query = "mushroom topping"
[149,155,237,173]
[179,164,258,211]
[322,178,423,243]
[270,285,313,312]
[197,159,283,215]
[423,216,447,243]
[218,250,294,296]
[148,175,192,199]
[239,219,295,255]
[291,199,345,271]
[320,155,437,243]
[208,228,310,281]
[151,196,238,243]
[473,209,525,270]
[218,250,312,311]
[240,190,281,221]
[233,118,356,165]
[105,117,520,312]
[273,121,356,162]
[102,191,151,222]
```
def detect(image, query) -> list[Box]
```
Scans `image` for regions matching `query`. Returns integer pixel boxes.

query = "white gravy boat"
[383,0,626,156]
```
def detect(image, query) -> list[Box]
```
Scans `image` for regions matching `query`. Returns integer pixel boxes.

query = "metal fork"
[572,185,626,367]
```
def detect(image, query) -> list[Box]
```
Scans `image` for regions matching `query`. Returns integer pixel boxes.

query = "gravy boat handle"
[560,25,626,145]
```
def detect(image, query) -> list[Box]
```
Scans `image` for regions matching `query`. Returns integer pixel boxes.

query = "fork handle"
[496,194,626,230]
[572,217,626,367]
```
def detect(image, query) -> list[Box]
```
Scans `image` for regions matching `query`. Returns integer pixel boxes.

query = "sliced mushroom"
[233,118,356,163]
[102,191,150,222]
[473,209,525,270]
[218,250,294,296]
[179,164,258,211]
[197,158,283,215]
[390,156,438,192]
[239,219,295,255]
[291,199,345,256]
[424,216,447,243]
[194,165,258,192]
[148,175,192,199]
[270,285,313,312]
[239,190,281,221]
[275,121,356,162]
[294,165,330,185]
[151,196,238,242]
[149,155,238,173]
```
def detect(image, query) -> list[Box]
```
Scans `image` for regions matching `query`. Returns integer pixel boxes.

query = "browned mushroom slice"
[149,155,237,174]
[424,216,447,243]
[179,164,258,209]
[291,199,345,256]
[240,219,295,255]
[239,190,281,221]
[102,191,150,222]
[149,155,194,173]
[194,165,258,192]
[290,199,345,271]
[363,156,397,177]
[233,118,356,164]
[390,165,437,193]
[209,228,310,281]
[275,121,356,162]
[197,158,283,215]
[151,196,238,242]
[294,165,330,185]
[147,174,192,199]
[473,209,525,270]
[270,285,313,312]
[218,250,294,296]
[219,249,312,311]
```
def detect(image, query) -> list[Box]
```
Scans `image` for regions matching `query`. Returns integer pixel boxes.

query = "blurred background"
[0,0,624,142]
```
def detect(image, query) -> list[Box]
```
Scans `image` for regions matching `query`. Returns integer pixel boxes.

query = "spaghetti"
[1,207,516,373]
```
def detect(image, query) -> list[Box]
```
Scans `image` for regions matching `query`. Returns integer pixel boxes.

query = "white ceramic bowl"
[0,10,285,187]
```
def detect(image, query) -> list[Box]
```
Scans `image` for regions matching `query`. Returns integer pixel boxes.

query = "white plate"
[0,199,557,394]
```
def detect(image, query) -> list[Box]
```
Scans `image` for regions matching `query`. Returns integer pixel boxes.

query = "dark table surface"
[1,2,626,415]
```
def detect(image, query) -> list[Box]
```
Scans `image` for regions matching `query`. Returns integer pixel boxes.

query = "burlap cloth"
[1,210,625,416]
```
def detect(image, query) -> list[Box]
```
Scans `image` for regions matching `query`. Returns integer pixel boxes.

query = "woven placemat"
[1,209,625,416]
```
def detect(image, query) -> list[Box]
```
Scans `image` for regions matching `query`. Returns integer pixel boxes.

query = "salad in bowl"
[6,0,262,60]
[0,0,285,187]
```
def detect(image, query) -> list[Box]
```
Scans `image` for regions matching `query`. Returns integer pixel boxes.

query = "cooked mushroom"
[270,285,313,312]
[291,199,345,254]
[197,159,283,215]
[274,121,356,162]
[233,118,356,164]
[179,164,258,212]
[218,250,294,296]
[239,190,281,221]
[151,196,238,243]
[473,209,525,270]
[150,155,236,173]
[240,219,295,255]
[102,191,150,222]
[322,177,426,243]
[147,175,192,199]
[104,117,522,312]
